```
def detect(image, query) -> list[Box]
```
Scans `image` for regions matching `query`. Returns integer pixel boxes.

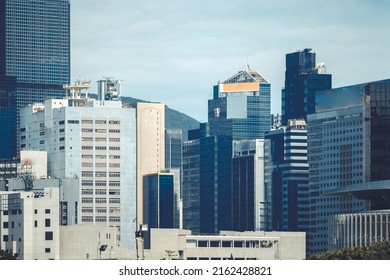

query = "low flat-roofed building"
[60,224,135,260]
[146,228,305,260]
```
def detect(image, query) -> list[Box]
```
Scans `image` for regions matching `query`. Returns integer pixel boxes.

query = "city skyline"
[71,0,390,122]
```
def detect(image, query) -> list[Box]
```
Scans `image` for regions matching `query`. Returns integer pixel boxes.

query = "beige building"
[146,229,306,260]
[60,224,135,260]
[135,102,165,225]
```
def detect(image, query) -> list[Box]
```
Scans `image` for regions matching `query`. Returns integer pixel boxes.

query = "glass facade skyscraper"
[265,119,309,252]
[282,48,331,125]
[0,0,70,158]
[209,68,271,140]
[198,68,271,234]
[307,79,390,254]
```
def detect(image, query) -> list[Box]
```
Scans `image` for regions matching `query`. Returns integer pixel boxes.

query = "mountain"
[120,96,200,140]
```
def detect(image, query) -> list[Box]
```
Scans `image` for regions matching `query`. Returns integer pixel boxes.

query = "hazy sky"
[71,0,390,122]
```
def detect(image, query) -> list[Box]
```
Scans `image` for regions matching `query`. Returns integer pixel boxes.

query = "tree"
[0,249,18,260]
[307,241,390,260]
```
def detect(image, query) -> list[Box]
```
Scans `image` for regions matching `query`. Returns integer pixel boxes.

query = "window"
[45,209,51,214]
[96,172,107,177]
[59,120,65,125]
[45,219,51,227]
[82,155,93,159]
[3,235,8,242]
[68,120,79,124]
[95,129,106,133]
[45,248,51,253]
[95,120,106,124]
[82,146,93,150]
[3,222,8,229]
[109,172,120,177]
[82,171,93,177]
[34,221,38,227]
[96,146,107,150]
[82,120,93,124]
[109,120,120,125]
[45,232,53,241]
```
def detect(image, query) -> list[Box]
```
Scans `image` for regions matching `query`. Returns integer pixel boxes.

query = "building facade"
[147,228,306,260]
[0,0,70,158]
[0,188,60,260]
[265,119,309,234]
[307,79,390,253]
[209,67,271,140]
[282,48,331,125]
[231,139,271,232]
[19,94,137,249]
[182,139,200,234]
[197,68,271,234]
[135,102,165,227]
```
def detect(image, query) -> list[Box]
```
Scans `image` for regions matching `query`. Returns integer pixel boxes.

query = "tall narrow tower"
[0,0,70,159]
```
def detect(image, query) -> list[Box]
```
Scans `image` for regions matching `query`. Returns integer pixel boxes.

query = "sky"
[71,0,390,122]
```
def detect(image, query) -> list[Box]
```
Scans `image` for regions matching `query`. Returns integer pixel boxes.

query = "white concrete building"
[146,228,306,260]
[0,188,60,260]
[20,96,137,249]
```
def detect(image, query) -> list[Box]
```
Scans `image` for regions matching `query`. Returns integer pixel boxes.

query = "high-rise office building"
[282,48,331,125]
[307,79,390,253]
[135,102,165,227]
[182,138,200,234]
[0,0,70,159]
[19,86,137,249]
[198,67,271,234]
[231,139,271,232]
[209,67,271,140]
[265,119,309,236]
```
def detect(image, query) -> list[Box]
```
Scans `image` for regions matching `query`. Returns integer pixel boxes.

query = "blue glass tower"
[199,68,271,234]
[0,0,70,158]
[209,68,271,140]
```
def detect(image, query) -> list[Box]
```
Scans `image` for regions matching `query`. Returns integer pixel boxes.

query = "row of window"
[82,154,120,159]
[82,129,120,133]
[82,180,120,186]
[81,171,120,178]
[82,137,120,142]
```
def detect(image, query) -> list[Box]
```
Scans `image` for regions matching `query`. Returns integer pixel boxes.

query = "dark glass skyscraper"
[282,48,331,125]
[0,0,70,158]
[265,119,309,251]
